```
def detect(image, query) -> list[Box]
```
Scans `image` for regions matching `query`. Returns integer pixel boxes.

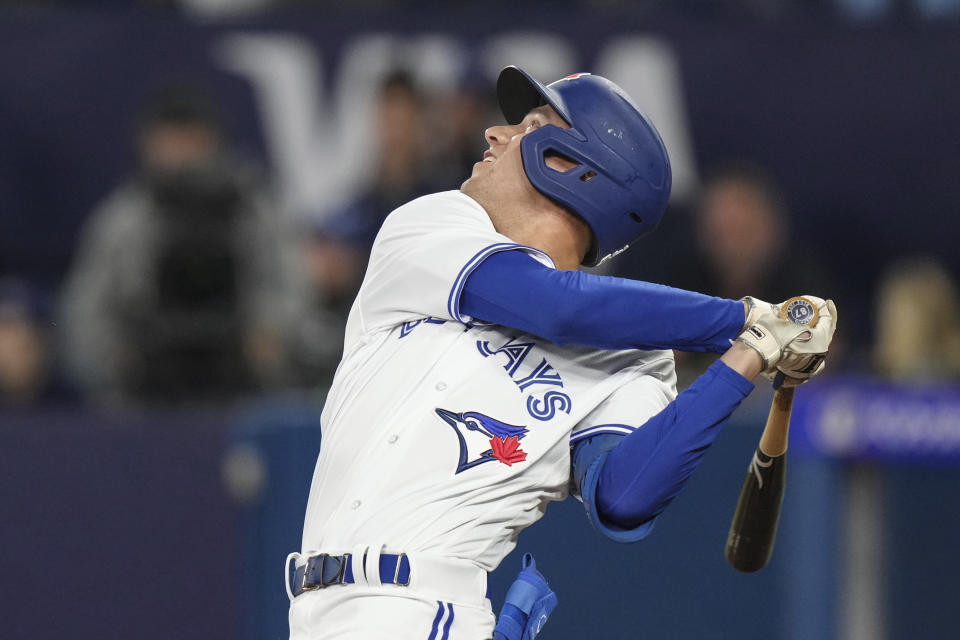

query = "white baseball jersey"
[299,190,677,574]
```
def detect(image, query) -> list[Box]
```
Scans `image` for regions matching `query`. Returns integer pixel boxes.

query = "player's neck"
[493,205,589,271]
[461,185,590,270]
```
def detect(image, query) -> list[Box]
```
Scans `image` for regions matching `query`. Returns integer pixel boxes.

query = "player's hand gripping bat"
[724,297,821,573]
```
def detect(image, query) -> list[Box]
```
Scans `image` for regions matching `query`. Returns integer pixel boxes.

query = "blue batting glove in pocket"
[493,553,558,640]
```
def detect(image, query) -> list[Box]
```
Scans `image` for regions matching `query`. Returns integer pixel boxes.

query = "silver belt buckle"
[299,561,319,594]
[393,553,410,587]
[299,553,342,594]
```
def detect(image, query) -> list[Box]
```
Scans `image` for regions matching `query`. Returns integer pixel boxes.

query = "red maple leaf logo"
[490,435,527,466]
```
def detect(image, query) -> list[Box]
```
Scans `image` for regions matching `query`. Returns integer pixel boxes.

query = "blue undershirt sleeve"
[572,433,654,542]
[460,248,744,353]
[574,361,754,539]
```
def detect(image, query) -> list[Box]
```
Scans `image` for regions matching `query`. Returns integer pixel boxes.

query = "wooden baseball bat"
[724,296,819,573]
[724,386,794,572]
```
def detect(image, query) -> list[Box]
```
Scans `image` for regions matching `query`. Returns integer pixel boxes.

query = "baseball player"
[285,66,837,639]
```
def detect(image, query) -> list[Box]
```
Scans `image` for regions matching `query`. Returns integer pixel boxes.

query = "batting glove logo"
[783,298,816,325]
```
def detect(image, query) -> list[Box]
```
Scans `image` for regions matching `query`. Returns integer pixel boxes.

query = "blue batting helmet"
[497,66,672,266]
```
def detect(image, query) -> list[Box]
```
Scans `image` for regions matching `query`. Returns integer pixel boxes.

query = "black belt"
[289,553,411,597]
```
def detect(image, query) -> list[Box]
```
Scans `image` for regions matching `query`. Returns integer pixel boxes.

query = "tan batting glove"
[735,295,836,386]
[735,296,804,371]
[774,298,838,387]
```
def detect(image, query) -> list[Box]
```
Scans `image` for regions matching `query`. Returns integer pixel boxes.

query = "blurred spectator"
[0,277,74,406]
[60,86,287,406]
[287,70,439,387]
[611,162,823,300]
[691,163,822,301]
[873,257,960,382]
[311,69,436,286]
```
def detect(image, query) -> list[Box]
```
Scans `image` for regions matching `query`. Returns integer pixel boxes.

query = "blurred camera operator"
[60,86,286,406]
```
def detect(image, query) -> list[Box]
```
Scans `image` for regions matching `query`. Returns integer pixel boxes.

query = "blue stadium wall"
[3,382,960,639]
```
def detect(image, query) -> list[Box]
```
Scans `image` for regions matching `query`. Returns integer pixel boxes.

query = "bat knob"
[772,371,785,390]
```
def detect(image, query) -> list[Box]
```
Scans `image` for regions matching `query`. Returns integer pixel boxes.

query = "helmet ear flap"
[520,126,648,267]
[520,132,601,264]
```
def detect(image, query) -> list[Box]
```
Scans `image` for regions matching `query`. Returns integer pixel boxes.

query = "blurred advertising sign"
[791,378,960,464]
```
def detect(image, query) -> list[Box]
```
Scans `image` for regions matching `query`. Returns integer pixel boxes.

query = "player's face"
[460,105,575,207]
[477,104,575,175]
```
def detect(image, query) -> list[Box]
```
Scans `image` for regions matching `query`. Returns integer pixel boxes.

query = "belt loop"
[284,552,301,602]
[365,545,383,588]
[350,544,369,587]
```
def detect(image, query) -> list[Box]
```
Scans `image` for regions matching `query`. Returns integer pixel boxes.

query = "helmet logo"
[559,73,591,81]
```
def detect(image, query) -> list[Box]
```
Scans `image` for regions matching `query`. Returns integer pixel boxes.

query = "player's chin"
[461,166,482,189]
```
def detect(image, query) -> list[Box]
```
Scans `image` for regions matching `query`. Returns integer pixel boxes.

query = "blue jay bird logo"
[435,408,529,474]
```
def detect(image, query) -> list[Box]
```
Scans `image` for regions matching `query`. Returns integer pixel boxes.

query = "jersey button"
[387,435,398,444]
[350,500,361,510]
[435,381,447,391]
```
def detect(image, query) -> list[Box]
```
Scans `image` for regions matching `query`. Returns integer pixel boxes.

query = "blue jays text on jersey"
[404,319,575,423]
